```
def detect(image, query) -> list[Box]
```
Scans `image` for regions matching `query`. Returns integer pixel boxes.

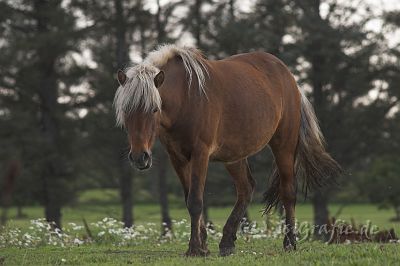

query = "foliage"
[0,0,90,225]
[360,156,400,220]
[0,0,399,229]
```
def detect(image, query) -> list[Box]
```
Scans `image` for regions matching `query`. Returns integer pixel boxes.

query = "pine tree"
[70,0,147,228]
[0,0,88,228]
[290,0,399,239]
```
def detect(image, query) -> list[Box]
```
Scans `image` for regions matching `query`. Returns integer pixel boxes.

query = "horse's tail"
[263,91,342,214]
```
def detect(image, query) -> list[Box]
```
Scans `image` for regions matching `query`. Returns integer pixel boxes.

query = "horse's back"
[222,51,286,70]
[215,51,298,98]
[208,51,300,162]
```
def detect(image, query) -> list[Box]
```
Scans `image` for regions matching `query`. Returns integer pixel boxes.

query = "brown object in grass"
[327,217,398,244]
[373,229,397,243]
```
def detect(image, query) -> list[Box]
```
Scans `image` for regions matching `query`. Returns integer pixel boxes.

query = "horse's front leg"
[185,149,210,257]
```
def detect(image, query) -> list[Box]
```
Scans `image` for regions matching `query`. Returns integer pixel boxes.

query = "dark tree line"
[0,0,399,232]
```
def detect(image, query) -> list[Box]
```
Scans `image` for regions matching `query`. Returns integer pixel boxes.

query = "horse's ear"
[117,69,127,86]
[154,71,164,88]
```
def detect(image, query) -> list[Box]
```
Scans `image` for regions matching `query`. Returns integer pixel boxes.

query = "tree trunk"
[156,0,166,44]
[155,0,173,235]
[40,113,63,229]
[139,23,146,59]
[229,0,235,20]
[119,160,133,228]
[115,0,128,68]
[312,190,329,240]
[158,149,172,234]
[45,201,62,229]
[41,163,62,228]
[16,205,24,219]
[34,0,64,229]
[194,0,202,48]
[307,0,330,241]
[1,160,19,226]
[394,205,400,221]
[114,0,133,228]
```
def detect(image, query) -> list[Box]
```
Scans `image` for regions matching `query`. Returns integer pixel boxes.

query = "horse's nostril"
[142,151,150,162]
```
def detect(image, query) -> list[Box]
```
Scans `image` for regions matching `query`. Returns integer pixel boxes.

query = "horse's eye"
[153,107,158,113]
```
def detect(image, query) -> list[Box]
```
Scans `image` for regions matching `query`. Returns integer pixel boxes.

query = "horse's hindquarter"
[209,52,288,162]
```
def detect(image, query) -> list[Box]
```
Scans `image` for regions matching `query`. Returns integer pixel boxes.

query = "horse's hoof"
[283,235,296,252]
[283,244,296,252]
[185,247,210,257]
[219,246,235,256]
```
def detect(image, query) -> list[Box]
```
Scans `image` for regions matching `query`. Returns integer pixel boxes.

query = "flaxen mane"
[113,44,208,126]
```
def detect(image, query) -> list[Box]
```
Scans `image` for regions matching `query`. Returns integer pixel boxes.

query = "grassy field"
[1,190,399,265]
[2,240,400,265]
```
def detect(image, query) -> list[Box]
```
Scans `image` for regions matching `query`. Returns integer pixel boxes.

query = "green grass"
[1,239,399,265]
[1,190,400,265]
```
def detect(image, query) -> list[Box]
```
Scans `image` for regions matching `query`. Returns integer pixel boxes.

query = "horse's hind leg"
[270,138,297,251]
[219,159,255,256]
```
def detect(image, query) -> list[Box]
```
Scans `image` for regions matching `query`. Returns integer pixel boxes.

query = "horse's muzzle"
[129,151,152,170]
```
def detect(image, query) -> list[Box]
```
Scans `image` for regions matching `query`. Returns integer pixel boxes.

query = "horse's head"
[114,67,165,170]
[114,47,208,170]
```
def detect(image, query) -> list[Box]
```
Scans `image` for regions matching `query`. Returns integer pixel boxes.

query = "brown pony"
[114,44,341,256]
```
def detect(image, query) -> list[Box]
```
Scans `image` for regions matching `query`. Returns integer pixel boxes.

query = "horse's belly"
[210,108,280,163]
[210,138,270,162]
